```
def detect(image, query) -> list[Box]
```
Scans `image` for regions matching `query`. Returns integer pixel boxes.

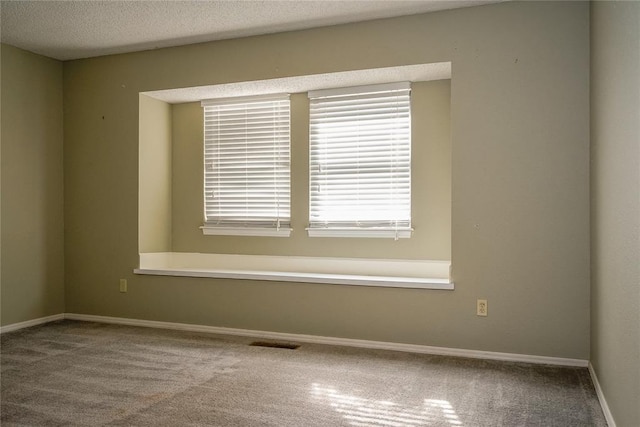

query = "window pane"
[202,95,290,230]
[308,84,411,235]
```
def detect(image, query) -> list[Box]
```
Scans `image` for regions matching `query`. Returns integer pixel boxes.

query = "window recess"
[201,94,291,237]
[307,82,412,239]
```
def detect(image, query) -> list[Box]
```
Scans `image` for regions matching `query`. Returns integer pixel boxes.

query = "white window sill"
[134,253,454,290]
[200,226,292,237]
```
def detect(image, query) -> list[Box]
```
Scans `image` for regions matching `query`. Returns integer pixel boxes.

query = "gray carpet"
[1,320,606,426]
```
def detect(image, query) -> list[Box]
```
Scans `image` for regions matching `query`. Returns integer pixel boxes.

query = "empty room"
[1,0,638,426]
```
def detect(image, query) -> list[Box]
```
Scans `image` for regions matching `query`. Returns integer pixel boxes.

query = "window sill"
[200,226,292,237]
[134,253,453,290]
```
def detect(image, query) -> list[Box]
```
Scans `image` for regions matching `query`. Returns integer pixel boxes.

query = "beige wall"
[590,2,640,426]
[1,44,65,326]
[170,81,451,259]
[139,95,172,253]
[64,1,590,359]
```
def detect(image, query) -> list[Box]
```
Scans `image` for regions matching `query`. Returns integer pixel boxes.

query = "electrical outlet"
[477,299,487,316]
[119,279,127,293]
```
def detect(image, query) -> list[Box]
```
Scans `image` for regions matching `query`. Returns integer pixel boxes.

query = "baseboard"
[0,313,65,334]
[64,313,588,367]
[588,362,616,427]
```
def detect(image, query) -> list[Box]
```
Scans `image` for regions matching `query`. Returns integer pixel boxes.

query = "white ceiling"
[0,0,505,61]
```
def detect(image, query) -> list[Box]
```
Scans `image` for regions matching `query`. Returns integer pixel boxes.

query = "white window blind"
[308,82,412,239]
[201,94,291,237]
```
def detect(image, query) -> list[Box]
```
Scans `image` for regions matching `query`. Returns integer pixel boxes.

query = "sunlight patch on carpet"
[311,383,463,426]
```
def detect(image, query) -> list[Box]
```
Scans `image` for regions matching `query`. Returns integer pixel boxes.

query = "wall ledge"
[135,252,454,290]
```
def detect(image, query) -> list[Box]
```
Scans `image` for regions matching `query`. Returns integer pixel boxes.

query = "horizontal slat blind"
[202,94,290,230]
[308,83,411,236]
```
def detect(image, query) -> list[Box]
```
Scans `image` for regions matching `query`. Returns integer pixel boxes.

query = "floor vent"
[250,341,300,350]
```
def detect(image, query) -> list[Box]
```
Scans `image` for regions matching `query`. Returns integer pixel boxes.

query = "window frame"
[200,94,292,237]
[306,82,413,239]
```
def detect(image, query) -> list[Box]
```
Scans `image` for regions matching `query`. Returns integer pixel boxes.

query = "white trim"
[201,226,292,237]
[0,313,65,334]
[306,228,412,239]
[64,313,587,367]
[134,267,453,290]
[135,252,453,290]
[589,362,616,427]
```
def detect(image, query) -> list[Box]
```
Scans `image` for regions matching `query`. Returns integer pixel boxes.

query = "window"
[307,83,412,239]
[201,94,291,236]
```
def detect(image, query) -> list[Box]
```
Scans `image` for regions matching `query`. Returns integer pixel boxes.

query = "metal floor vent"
[249,341,300,350]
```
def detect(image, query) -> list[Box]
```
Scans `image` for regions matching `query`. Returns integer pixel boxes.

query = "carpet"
[1,320,606,426]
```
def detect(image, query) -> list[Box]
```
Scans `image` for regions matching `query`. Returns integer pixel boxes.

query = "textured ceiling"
[0,0,504,61]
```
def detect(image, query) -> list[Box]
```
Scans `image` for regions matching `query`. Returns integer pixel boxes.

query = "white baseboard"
[0,313,65,334]
[1,313,589,368]
[588,362,616,427]
[64,313,588,367]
